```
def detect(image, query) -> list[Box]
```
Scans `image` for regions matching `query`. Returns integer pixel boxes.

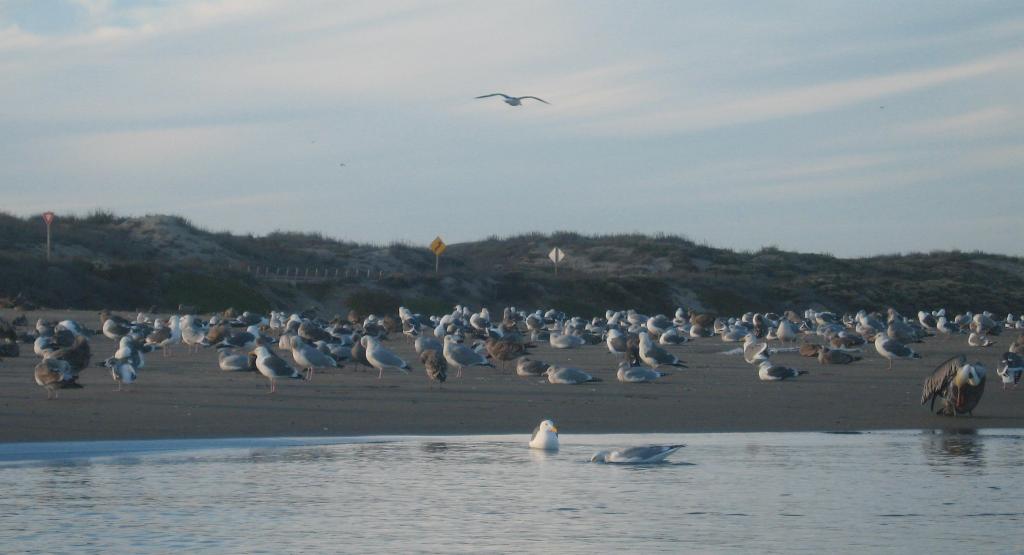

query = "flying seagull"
[475,93,550,106]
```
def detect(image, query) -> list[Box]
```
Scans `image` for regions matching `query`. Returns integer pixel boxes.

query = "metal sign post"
[42,212,55,262]
[548,247,566,275]
[430,236,447,274]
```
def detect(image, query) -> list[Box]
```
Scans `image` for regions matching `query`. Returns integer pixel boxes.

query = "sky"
[1,0,1022,257]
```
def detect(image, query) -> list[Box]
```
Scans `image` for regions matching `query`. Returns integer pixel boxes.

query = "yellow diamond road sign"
[430,236,447,256]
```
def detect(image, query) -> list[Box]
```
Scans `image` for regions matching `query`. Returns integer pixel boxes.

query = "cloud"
[896,107,1017,138]
[578,49,1024,136]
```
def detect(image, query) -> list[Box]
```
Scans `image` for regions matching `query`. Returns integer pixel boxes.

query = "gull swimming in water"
[590,444,684,464]
[529,419,559,450]
[475,93,550,106]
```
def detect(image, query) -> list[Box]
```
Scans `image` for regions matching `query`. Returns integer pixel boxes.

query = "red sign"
[42,212,55,226]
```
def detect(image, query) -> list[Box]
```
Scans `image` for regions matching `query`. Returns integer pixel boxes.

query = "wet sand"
[1,309,1022,443]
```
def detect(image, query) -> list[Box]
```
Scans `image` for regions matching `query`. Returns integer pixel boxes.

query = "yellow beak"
[550,426,558,433]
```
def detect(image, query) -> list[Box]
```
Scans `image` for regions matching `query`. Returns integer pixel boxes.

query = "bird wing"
[881,338,913,357]
[616,445,683,462]
[264,354,298,377]
[765,365,794,379]
[475,93,510,99]
[451,344,487,366]
[518,96,550,104]
[370,346,408,369]
[563,368,592,382]
[531,423,541,442]
[920,355,965,405]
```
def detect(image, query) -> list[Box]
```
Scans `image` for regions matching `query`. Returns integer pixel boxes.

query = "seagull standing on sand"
[529,419,559,450]
[362,336,412,379]
[996,352,1023,390]
[874,334,921,370]
[443,335,493,377]
[34,358,75,399]
[638,332,686,368]
[590,445,684,464]
[104,357,136,391]
[289,336,338,381]
[475,93,550,106]
[420,349,447,387]
[252,346,307,393]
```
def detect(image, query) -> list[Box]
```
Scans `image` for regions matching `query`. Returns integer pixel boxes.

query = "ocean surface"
[1,430,1021,554]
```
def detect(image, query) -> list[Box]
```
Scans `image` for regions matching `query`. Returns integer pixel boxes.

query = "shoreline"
[2,309,1022,444]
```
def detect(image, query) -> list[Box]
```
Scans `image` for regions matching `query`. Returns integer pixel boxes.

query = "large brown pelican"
[921,355,987,416]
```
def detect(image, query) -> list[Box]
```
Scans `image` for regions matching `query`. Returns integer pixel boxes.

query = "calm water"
[1,430,1022,554]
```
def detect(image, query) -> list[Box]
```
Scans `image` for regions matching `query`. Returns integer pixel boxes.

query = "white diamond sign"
[548,247,566,263]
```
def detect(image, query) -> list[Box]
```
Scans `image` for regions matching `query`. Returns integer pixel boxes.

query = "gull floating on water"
[590,444,684,464]
[475,93,550,106]
[529,419,559,450]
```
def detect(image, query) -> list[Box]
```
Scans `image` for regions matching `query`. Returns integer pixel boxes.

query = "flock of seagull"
[2,303,1022,417]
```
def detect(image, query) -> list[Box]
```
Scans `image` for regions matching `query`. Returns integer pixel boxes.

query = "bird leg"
[378,367,383,380]
[888,358,893,370]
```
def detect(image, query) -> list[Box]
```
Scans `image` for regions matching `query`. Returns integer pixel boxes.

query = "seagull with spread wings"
[475,93,550,106]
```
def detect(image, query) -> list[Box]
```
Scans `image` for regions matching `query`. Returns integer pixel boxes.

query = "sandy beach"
[1,309,1021,443]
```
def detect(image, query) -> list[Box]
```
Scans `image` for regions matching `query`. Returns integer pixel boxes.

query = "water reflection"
[922,429,985,468]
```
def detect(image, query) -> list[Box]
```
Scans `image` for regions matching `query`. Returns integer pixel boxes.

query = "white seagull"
[443,335,493,378]
[616,362,666,383]
[362,336,411,379]
[475,93,550,106]
[874,334,921,370]
[529,419,559,450]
